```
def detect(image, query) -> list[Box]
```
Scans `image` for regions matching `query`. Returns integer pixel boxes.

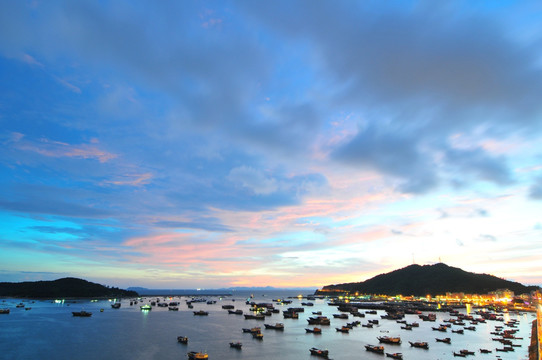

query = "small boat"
[187,351,208,359]
[435,337,451,344]
[169,306,179,311]
[385,353,403,359]
[479,348,492,353]
[229,342,242,349]
[0,309,10,314]
[244,313,265,320]
[312,311,322,315]
[378,336,401,344]
[307,316,330,325]
[264,323,284,330]
[242,327,261,333]
[309,347,329,358]
[72,311,92,317]
[305,327,322,334]
[333,313,348,319]
[222,305,234,309]
[459,349,475,356]
[282,311,298,319]
[365,345,385,354]
[401,325,412,330]
[335,326,349,333]
[111,302,121,309]
[451,329,464,334]
[409,341,429,349]
[193,310,209,316]
[140,305,152,311]
[453,352,466,357]
[177,336,188,344]
[228,309,243,315]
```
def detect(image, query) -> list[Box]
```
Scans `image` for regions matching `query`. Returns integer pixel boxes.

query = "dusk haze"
[2,0,542,291]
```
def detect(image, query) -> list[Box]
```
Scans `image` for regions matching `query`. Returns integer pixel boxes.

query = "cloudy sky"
[1,0,541,289]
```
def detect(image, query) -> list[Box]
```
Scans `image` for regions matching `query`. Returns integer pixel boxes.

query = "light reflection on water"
[0,291,534,360]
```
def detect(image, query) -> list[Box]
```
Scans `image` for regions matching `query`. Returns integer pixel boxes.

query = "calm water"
[0,291,534,360]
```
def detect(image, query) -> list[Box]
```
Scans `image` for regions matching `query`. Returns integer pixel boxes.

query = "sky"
[1,0,542,290]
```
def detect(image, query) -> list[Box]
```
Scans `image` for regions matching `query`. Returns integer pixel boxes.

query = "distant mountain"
[0,277,138,298]
[319,263,539,296]
[127,286,317,296]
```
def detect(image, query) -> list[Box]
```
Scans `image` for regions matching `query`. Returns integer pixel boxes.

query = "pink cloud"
[21,53,44,67]
[13,136,117,163]
[102,172,153,186]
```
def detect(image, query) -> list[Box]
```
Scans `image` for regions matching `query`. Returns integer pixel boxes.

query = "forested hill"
[319,263,538,296]
[0,277,138,298]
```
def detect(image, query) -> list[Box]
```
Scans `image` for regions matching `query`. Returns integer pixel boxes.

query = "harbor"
[0,290,537,359]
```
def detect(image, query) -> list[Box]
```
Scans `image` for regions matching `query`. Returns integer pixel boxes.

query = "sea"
[0,290,534,360]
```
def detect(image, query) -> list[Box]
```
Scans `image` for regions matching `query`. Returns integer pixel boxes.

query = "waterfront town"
[317,288,542,359]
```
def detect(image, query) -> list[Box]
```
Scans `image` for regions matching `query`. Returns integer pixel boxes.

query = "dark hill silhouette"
[319,263,538,296]
[0,277,138,298]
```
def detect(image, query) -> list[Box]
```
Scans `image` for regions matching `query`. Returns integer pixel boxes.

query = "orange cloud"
[14,136,117,163]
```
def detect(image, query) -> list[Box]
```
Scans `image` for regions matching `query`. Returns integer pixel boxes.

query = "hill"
[319,263,539,296]
[0,277,138,298]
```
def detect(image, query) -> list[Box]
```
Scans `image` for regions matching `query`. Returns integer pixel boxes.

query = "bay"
[0,290,533,360]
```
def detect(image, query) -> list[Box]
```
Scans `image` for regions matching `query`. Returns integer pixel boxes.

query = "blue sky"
[1,0,541,289]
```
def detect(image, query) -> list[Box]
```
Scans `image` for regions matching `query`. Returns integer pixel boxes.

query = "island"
[0,277,138,298]
[317,263,539,296]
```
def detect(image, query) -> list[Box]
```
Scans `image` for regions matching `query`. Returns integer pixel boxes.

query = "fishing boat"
[305,327,322,334]
[365,345,385,354]
[378,336,401,344]
[72,310,92,317]
[409,341,429,349]
[193,310,209,316]
[264,323,284,330]
[0,309,10,314]
[307,316,330,325]
[229,342,242,349]
[187,351,208,359]
[385,353,403,359]
[242,327,261,333]
[436,337,451,344]
[309,347,329,358]
[244,313,265,320]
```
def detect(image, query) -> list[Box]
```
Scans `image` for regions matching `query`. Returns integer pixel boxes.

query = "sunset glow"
[1,1,542,289]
